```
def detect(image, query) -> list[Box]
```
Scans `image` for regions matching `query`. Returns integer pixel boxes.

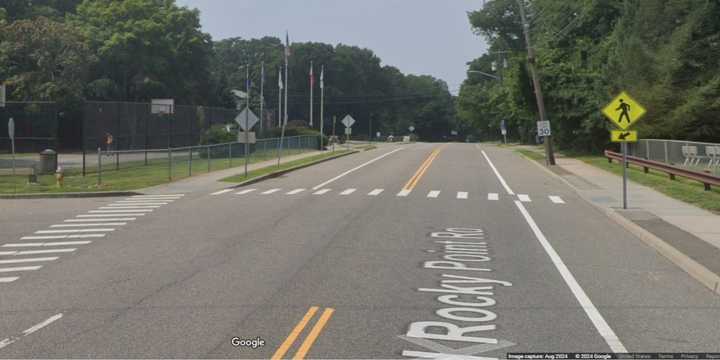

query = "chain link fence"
[93,135,319,184]
[631,139,720,176]
[0,101,58,172]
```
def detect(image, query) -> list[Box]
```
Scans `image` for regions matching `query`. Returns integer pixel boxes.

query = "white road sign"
[235,107,259,131]
[345,127,352,135]
[151,99,174,114]
[537,120,552,137]
[409,126,415,132]
[8,118,15,140]
[341,115,356,128]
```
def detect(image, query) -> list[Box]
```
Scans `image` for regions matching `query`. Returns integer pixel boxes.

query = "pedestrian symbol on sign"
[616,99,631,124]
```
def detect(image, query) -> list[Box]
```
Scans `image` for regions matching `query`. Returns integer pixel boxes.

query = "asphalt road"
[1,142,718,359]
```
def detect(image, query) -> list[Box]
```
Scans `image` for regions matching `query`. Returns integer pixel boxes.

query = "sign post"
[8,117,15,176]
[602,91,647,210]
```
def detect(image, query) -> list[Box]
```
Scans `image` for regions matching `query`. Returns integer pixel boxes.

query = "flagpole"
[277,68,282,128]
[320,65,325,151]
[260,61,265,135]
[309,61,314,128]
[245,64,250,178]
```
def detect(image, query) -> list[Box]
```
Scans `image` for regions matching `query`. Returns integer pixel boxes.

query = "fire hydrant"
[55,166,64,188]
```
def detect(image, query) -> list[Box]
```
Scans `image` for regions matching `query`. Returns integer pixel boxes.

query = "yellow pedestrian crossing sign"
[602,91,646,130]
[611,130,637,143]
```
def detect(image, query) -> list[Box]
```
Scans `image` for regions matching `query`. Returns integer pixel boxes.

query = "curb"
[516,150,720,296]
[226,150,359,189]
[0,191,142,199]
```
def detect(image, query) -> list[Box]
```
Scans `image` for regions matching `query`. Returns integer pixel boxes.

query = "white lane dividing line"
[0,249,76,256]
[65,218,135,222]
[211,189,234,196]
[549,195,566,204]
[313,189,332,195]
[312,148,404,190]
[479,147,515,195]
[77,214,145,218]
[0,257,58,265]
[514,200,627,352]
[0,313,63,350]
[236,189,257,195]
[397,189,412,197]
[89,210,153,213]
[368,189,384,196]
[457,192,469,200]
[427,190,441,198]
[488,193,499,201]
[340,188,357,196]
[0,277,19,283]
[261,189,281,195]
[3,241,92,248]
[36,228,114,234]
[52,223,126,227]
[518,194,532,203]
[0,266,43,273]
[286,189,306,195]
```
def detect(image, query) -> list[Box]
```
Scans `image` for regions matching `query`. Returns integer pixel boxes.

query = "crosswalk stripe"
[105,205,160,209]
[368,189,384,196]
[211,189,233,196]
[261,189,281,195]
[0,249,76,256]
[0,257,58,265]
[0,277,19,283]
[313,189,331,195]
[427,190,441,198]
[488,193,499,201]
[340,188,357,196]
[51,223,126,227]
[89,210,153,213]
[457,192,469,200]
[36,229,114,234]
[65,218,135,222]
[0,266,42,273]
[78,214,145,217]
[397,189,412,197]
[549,196,566,204]
[3,241,92,247]
[236,189,257,195]
[286,189,306,195]
[518,194,532,202]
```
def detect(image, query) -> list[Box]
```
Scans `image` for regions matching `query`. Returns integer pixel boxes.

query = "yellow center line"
[271,307,319,360]
[292,308,335,360]
[403,145,445,191]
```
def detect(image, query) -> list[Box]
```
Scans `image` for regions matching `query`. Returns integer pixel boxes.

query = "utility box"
[39,149,58,175]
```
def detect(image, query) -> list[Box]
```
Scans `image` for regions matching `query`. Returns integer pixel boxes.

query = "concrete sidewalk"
[514,144,720,293]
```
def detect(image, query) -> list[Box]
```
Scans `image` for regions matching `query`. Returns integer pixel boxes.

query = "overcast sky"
[175,0,487,94]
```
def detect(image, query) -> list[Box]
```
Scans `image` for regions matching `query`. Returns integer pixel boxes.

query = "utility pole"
[278,67,282,128]
[517,0,556,165]
[244,65,250,177]
[260,61,265,134]
[309,61,314,127]
[320,65,325,150]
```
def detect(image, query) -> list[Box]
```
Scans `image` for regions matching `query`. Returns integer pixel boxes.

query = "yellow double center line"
[271,306,335,360]
[403,145,445,191]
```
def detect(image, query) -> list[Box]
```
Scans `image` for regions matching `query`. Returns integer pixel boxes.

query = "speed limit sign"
[537,121,552,137]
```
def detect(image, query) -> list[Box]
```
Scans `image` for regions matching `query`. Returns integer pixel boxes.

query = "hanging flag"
[309,64,315,88]
[278,69,283,89]
[320,66,324,89]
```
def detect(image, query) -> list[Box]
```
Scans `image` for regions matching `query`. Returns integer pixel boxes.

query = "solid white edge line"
[514,200,627,352]
[211,189,233,196]
[22,313,63,336]
[312,148,403,190]
[478,146,515,195]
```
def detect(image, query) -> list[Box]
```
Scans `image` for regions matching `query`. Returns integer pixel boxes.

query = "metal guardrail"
[605,150,720,191]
